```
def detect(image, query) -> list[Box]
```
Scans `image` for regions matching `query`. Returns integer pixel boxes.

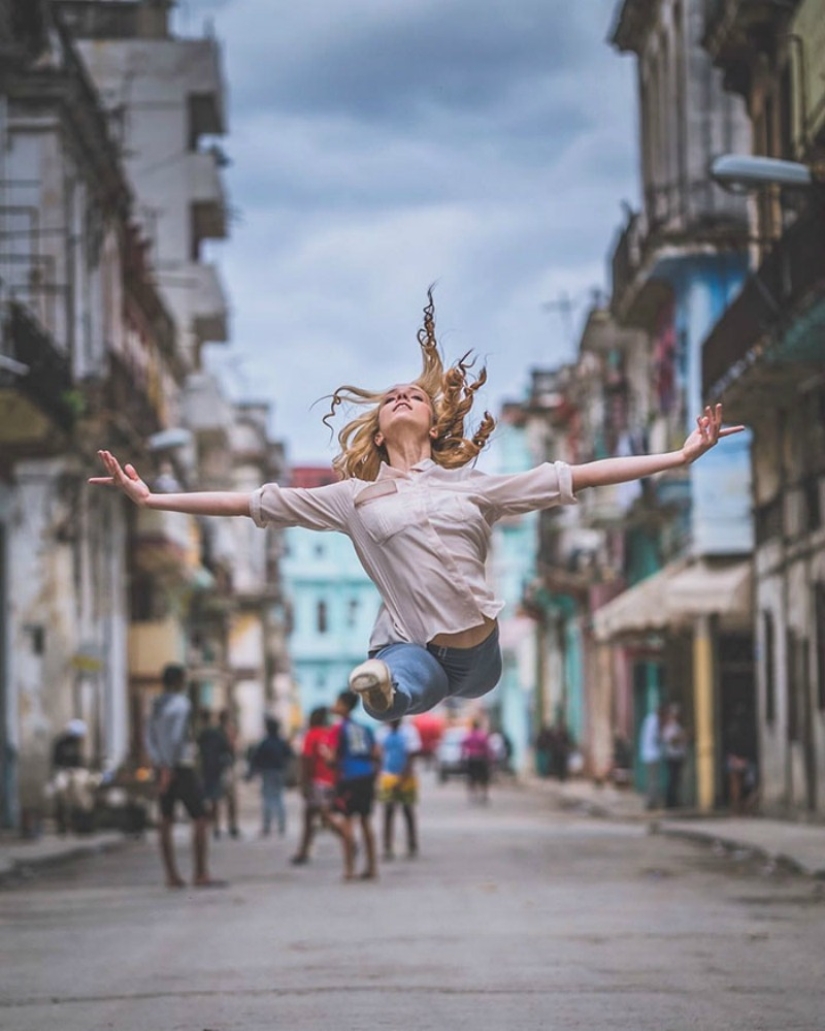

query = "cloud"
[187,0,638,463]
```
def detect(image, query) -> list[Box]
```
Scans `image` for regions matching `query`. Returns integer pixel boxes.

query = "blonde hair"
[323,288,495,481]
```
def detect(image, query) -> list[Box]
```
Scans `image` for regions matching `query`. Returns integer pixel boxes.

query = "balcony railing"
[107,350,162,442]
[1,300,75,433]
[702,207,825,400]
[612,181,749,324]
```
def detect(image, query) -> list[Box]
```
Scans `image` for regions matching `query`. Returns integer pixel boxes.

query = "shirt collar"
[376,458,436,480]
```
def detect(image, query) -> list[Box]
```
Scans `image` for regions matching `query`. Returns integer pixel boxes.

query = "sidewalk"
[523,775,825,879]
[0,830,130,885]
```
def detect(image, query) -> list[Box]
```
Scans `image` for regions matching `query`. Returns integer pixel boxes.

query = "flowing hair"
[323,288,496,481]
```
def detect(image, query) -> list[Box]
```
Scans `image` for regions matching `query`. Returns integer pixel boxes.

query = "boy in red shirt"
[290,707,341,865]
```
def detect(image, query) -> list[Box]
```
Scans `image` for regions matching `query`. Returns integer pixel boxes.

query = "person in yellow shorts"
[377,718,421,860]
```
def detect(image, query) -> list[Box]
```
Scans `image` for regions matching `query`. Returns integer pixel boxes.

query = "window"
[763,611,776,724]
[317,600,328,634]
[346,598,360,629]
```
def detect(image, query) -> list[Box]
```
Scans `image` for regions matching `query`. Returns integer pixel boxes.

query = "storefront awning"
[592,558,753,642]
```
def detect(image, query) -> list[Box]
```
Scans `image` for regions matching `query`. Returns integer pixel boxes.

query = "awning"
[592,558,753,642]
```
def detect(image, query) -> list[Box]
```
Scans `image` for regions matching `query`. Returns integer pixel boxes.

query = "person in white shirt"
[91,291,743,721]
[639,704,665,810]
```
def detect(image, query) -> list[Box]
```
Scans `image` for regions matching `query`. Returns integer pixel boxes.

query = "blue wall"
[282,527,382,718]
[653,252,753,557]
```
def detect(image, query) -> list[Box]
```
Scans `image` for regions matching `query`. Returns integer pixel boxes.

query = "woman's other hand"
[681,404,744,465]
[88,450,151,506]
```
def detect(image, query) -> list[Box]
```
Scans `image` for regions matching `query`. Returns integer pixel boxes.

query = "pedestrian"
[639,703,664,810]
[725,704,757,815]
[328,689,380,881]
[145,663,223,889]
[196,709,233,840]
[377,718,421,860]
[247,716,294,837]
[462,719,492,804]
[290,706,344,865]
[661,704,688,809]
[216,709,240,838]
[91,292,743,722]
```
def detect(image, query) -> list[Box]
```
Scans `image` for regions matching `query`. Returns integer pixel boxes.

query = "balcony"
[0,301,76,454]
[106,349,163,442]
[191,262,229,344]
[701,208,825,415]
[181,371,233,441]
[703,1,800,90]
[132,507,199,577]
[184,39,227,140]
[189,149,228,243]
[611,184,748,327]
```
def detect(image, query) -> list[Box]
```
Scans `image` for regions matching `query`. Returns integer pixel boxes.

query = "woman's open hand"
[681,404,745,465]
[88,450,151,507]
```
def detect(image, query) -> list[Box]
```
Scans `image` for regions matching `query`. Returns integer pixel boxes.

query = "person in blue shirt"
[247,717,294,838]
[377,719,421,860]
[330,689,380,880]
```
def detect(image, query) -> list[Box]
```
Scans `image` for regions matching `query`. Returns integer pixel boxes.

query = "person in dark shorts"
[291,706,343,865]
[145,664,223,888]
[329,690,380,880]
[197,709,234,840]
[462,719,492,804]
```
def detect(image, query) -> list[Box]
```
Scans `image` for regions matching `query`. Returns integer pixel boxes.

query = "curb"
[0,833,132,886]
[655,823,825,880]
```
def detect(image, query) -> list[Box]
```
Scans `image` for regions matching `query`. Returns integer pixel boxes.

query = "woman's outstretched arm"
[570,404,744,493]
[89,450,251,517]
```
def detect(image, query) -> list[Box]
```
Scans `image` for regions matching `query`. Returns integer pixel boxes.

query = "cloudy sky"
[174,0,639,466]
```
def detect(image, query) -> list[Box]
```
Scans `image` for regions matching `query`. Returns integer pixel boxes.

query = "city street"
[1,776,823,1031]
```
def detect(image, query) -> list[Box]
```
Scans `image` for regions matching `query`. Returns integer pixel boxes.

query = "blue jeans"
[261,769,286,835]
[366,625,502,721]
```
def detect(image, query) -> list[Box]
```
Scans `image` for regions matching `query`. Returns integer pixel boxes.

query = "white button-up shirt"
[250,459,576,651]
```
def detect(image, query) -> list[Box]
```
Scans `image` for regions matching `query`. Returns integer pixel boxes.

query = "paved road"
[1,773,823,1031]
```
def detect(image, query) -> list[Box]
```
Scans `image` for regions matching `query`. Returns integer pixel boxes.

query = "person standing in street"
[639,703,664,810]
[377,718,421,860]
[329,689,380,881]
[247,716,294,838]
[291,706,343,866]
[145,663,222,889]
[216,709,240,838]
[196,709,233,840]
[662,704,688,809]
[462,719,492,804]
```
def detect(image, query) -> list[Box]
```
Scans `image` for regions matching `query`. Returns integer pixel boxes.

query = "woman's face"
[377,383,433,442]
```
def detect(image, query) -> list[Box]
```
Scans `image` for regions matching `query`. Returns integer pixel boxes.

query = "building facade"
[701,0,825,818]
[588,0,756,809]
[0,1,190,828]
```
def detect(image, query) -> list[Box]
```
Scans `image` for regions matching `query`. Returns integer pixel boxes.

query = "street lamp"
[710,154,822,192]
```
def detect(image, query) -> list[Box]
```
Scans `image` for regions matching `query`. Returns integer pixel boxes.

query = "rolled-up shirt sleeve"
[475,461,577,518]
[249,480,352,532]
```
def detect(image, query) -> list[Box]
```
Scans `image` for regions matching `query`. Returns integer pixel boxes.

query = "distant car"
[436,726,468,783]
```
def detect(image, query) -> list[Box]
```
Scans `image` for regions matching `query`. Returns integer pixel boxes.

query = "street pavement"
[1,774,824,1030]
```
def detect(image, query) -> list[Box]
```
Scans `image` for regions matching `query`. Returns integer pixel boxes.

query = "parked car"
[436,726,468,782]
